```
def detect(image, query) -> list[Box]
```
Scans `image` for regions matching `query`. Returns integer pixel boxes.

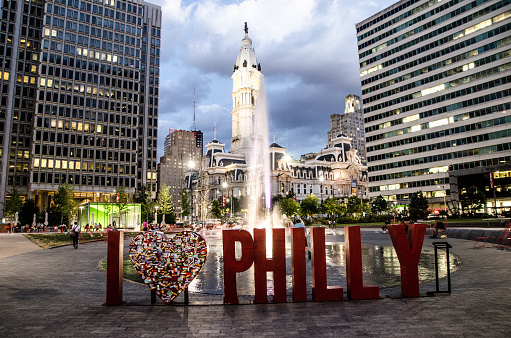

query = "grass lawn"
[100,258,144,284]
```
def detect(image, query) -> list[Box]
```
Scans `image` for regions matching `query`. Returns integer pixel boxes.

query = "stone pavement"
[0,233,42,259]
[0,230,510,337]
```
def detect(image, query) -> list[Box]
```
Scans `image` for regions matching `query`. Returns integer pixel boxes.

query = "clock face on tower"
[250,76,258,88]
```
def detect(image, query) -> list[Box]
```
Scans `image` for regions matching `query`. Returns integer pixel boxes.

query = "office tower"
[327,94,366,163]
[358,0,511,211]
[0,0,161,217]
[159,129,202,218]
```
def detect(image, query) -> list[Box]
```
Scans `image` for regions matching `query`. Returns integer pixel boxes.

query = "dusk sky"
[151,0,397,160]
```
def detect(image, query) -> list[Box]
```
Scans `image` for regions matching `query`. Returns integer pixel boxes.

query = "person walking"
[71,222,81,249]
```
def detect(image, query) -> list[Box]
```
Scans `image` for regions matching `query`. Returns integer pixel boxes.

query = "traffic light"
[222,195,226,207]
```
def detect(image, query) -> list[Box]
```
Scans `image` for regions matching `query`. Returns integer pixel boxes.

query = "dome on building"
[269,142,283,148]
[337,133,347,138]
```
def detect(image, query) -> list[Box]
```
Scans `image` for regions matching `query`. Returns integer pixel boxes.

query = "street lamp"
[154,205,159,225]
[320,176,324,216]
[222,182,228,219]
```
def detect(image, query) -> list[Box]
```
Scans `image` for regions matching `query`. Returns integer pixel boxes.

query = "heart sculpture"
[129,231,208,303]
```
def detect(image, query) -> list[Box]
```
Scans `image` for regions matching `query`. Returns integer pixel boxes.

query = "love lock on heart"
[129,231,208,303]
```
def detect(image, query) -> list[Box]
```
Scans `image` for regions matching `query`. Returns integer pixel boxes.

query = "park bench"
[473,222,511,248]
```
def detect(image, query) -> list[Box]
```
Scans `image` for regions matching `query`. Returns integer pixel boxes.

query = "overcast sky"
[151,0,396,160]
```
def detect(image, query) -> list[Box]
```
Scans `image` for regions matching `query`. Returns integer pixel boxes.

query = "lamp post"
[222,182,228,220]
[320,175,324,217]
[154,205,159,225]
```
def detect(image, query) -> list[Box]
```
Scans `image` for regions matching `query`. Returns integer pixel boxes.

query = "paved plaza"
[0,229,510,337]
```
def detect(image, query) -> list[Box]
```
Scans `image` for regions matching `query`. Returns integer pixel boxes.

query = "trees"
[20,199,38,226]
[156,182,174,223]
[460,186,486,215]
[278,198,300,218]
[322,197,341,218]
[210,200,223,219]
[1,185,23,217]
[133,184,155,223]
[346,196,363,216]
[408,191,429,221]
[115,184,129,225]
[371,195,388,215]
[54,183,76,225]
[300,194,320,219]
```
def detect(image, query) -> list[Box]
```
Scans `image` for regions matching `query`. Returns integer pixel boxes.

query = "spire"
[213,122,217,140]
[244,22,248,36]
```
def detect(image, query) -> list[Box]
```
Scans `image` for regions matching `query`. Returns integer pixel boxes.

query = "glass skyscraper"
[358,0,511,212]
[0,0,161,216]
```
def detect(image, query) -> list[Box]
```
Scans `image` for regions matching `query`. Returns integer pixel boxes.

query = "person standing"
[71,222,81,249]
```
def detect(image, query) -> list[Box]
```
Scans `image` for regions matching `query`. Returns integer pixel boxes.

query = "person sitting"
[430,220,446,238]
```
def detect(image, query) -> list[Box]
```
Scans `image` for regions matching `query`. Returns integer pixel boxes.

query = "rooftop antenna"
[213,122,217,140]
[273,129,275,144]
[193,88,196,131]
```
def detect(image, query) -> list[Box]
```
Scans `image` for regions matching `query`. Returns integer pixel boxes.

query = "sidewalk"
[0,233,42,259]
[0,231,510,336]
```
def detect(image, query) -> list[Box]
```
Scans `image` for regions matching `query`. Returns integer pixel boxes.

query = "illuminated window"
[33,158,40,168]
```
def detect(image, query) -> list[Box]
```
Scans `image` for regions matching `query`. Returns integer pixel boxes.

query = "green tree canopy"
[210,199,224,219]
[346,196,363,216]
[278,198,300,218]
[156,182,173,223]
[409,191,429,221]
[300,194,320,218]
[115,184,129,215]
[54,183,76,225]
[20,199,38,226]
[371,195,388,215]
[460,186,487,215]
[322,197,342,217]
[1,185,23,217]
[133,184,155,222]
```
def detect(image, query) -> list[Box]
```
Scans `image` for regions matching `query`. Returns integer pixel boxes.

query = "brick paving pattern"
[0,229,510,336]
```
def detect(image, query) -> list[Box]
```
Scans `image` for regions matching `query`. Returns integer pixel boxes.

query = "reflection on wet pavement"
[187,229,461,296]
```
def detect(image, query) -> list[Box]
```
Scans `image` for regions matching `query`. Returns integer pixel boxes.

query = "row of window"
[367,102,511,152]
[363,41,509,98]
[44,29,140,57]
[358,0,466,48]
[365,75,511,125]
[32,172,136,188]
[369,126,511,163]
[33,157,135,173]
[365,48,509,104]
[360,22,510,83]
[37,90,141,115]
[362,34,510,88]
[370,165,448,183]
[370,178,449,193]
[360,0,500,58]
[356,0,424,33]
[369,142,511,172]
[364,59,511,107]
[366,88,510,135]
[361,8,510,68]
[47,11,142,39]
[34,128,140,145]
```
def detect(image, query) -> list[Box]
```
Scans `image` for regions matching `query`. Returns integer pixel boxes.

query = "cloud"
[151,0,397,158]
